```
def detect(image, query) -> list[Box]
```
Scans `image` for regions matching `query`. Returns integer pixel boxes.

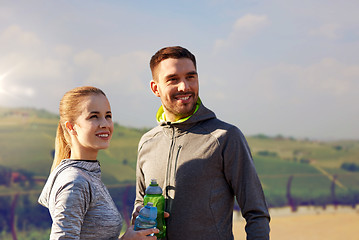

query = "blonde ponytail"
[51,122,71,172]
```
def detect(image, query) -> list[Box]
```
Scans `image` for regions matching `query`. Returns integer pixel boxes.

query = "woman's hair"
[51,86,106,172]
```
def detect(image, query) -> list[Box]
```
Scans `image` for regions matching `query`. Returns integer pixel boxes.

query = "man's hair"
[150,46,197,80]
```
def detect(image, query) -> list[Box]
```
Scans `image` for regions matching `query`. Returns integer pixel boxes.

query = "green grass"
[1,107,359,202]
[0,228,51,240]
[1,107,359,236]
[0,107,145,184]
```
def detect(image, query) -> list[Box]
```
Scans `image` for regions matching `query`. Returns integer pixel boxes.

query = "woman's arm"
[49,179,91,239]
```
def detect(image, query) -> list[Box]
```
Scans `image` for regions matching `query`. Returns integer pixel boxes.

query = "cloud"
[0,1,358,138]
[74,49,104,68]
[72,49,151,92]
[0,22,152,115]
[214,14,269,52]
[218,57,359,139]
[251,58,359,100]
[303,58,359,96]
[0,25,41,49]
[309,23,341,39]
[54,44,73,58]
[0,66,35,103]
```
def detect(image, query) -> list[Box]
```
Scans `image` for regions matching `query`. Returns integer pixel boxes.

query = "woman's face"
[69,94,114,159]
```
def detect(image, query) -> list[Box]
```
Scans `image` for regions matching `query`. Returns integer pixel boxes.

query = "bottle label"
[144,195,166,239]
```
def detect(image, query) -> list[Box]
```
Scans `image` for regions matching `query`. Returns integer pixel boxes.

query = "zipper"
[165,125,176,198]
[165,125,176,212]
[174,145,182,174]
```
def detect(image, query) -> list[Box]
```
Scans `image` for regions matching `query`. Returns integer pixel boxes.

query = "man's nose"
[178,79,189,91]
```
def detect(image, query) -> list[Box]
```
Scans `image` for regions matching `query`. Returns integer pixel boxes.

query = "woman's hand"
[131,205,170,225]
[119,225,159,240]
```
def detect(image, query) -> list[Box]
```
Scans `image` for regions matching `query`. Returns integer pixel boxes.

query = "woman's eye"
[90,115,98,119]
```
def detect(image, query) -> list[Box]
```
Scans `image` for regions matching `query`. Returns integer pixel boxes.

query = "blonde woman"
[39,86,158,240]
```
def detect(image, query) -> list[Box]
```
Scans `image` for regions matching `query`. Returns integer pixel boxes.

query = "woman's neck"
[70,149,98,161]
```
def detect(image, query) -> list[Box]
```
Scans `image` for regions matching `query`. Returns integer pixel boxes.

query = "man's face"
[151,58,199,122]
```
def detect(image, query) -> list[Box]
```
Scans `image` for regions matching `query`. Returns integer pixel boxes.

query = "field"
[1,106,359,237]
[233,205,359,240]
[2,207,359,240]
[247,136,359,207]
[0,107,144,184]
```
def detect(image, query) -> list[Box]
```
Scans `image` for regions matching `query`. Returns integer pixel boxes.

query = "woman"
[38,86,158,239]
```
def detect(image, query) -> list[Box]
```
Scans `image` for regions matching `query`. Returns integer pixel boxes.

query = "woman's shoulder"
[49,165,94,196]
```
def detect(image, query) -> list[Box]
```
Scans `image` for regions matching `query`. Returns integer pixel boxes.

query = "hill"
[1,106,359,236]
[1,106,359,205]
[0,106,148,185]
[247,135,359,207]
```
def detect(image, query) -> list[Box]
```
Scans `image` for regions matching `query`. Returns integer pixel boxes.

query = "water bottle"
[134,202,157,235]
[144,179,166,239]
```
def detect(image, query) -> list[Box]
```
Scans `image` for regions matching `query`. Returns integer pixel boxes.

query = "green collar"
[156,98,201,124]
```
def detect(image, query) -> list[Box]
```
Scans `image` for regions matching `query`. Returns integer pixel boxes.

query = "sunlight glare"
[0,72,7,95]
[0,68,14,97]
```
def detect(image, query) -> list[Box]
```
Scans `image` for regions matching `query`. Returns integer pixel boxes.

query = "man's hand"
[131,205,143,225]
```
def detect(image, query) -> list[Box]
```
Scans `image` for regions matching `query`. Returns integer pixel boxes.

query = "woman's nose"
[99,117,110,128]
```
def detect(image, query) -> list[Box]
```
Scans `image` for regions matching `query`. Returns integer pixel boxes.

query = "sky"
[0,0,358,140]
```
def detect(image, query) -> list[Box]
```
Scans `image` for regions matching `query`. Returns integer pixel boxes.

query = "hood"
[38,159,101,208]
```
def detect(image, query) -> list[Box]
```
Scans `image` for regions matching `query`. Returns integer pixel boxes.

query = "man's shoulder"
[198,117,250,147]
[202,116,242,134]
[138,125,162,147]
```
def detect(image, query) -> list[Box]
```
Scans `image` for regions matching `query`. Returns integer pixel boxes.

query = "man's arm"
[223,127,270,239]
[132,144,147,224]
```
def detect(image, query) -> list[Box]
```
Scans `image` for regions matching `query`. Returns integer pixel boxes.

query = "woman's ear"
[65,121,77,135]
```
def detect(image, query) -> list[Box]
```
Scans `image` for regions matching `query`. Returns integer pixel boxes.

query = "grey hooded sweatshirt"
[135,102,270,240]
[38,159,123,240]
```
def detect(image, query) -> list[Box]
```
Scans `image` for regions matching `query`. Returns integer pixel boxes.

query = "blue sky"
[0,0,358,140]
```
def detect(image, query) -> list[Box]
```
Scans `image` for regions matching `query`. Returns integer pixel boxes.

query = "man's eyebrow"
[165,74,177,79]
[187,71,198,75]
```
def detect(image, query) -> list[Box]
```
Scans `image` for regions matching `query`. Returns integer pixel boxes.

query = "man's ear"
[150,79,161,97]
[65,121,77,136]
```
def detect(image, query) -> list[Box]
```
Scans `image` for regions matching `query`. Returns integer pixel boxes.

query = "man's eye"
[106,115,112,119]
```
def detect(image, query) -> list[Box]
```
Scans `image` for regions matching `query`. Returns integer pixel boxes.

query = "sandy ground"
[233,205,359,240]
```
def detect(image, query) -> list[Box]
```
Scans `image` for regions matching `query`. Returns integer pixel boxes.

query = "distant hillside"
[0,106,147,185]
[1,106,359,236]
[247,135,359,207]
[0,106,59,119]
[1,107,359,207]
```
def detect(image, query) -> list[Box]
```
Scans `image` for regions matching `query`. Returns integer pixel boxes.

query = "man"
[133,46,270,239]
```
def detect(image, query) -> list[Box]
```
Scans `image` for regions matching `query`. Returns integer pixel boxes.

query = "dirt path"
[233,206,359,240]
